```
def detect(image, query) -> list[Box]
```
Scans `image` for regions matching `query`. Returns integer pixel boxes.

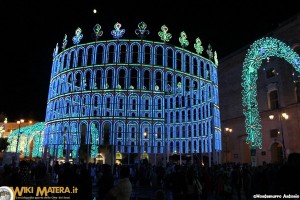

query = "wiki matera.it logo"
[0,186,13,200]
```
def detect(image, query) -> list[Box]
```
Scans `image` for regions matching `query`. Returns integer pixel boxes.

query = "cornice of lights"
[242,37,300,149]
[52,22,218,66]
[45,117,166,124]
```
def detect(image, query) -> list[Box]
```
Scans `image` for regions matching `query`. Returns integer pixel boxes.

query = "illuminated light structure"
[7,122,44,158]
[44,22,221,165]
[241,37,300,163]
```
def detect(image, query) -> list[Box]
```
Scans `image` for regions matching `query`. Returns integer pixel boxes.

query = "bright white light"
[93,9,97,14]
[269,115,274,120]
[282,113,289,120]
[225,128,232,132]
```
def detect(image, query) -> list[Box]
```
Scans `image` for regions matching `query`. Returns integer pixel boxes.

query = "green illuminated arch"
[242,37,300,149]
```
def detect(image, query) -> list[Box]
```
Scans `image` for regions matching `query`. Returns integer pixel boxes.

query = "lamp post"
[137,131,147,165]
[15,119,24,159]
[163,130,168,167]
[143,131,147,160]
[269,112,288,162]
[224,127,232,163]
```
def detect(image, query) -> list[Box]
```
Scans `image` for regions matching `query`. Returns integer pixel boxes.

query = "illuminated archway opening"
[242,37,300,149]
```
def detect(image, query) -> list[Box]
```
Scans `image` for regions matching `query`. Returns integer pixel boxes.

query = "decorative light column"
[269,112,288,162]
[24,120,33,159]
[15,119,24,158]
[224,128,232,163]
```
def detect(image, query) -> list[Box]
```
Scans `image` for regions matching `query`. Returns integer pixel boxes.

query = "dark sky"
[1,0,299,122]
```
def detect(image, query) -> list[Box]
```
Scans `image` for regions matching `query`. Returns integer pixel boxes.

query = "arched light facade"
[44,24,221,163]
[7,122,44,158]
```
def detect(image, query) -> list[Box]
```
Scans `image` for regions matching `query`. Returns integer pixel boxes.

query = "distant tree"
[0,138,9,152]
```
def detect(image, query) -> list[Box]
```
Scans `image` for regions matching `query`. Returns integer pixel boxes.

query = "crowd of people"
[0,152,299,200]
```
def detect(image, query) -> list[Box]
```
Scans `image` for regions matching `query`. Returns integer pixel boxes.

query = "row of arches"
[52,41,215,80]
[48,66,216,99]
[44,120,214,156]
[115,139,210,154]
[45,93,213,123]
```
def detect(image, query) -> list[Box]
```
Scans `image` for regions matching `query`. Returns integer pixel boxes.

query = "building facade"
[44,23,222,165]
[219,13,300,165]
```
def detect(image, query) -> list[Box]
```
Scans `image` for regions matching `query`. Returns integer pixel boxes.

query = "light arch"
[242,37,300,149]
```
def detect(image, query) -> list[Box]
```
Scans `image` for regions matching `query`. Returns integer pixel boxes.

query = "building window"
[269,90,279,109]
[265,68,276,79]
[270,129,279,138]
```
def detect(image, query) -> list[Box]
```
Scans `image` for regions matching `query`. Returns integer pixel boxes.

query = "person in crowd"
[184,167,200,200]
[169,165,186,200]
[18,160,31,186]
[155,189,166,200]
[97,164,114,200]
[276,152,300,194]
[104,166,132,200]
[77,167,93,200]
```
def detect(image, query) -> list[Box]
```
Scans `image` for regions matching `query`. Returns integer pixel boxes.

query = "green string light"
[194,37,204,55]
[158,25,172,42]
[179,31,189,48]
[90,123,99,158]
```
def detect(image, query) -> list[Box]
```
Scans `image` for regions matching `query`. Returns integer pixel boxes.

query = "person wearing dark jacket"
[97,164,114,200]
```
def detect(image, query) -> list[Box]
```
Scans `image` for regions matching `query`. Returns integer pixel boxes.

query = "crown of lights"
[52,22,218,66]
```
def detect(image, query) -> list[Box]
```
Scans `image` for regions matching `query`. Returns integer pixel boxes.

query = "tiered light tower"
[44,22,221,166]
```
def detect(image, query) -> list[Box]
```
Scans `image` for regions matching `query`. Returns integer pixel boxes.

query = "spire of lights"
[214,51,218,66]
[206,44,213,60]
[53,43,58,57]
[72,27,83,45]
[111,22,125,39]
[179,31,189,48]
[194,37,204,55]
[158,25,172,42]
[62,34,68,50]
[93,24,103,39]
[135,21,150,40]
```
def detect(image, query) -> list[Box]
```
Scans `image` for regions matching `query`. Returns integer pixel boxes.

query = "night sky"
[1,0,299,122]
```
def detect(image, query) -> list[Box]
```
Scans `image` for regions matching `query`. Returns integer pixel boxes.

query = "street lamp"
[269,112,288,162]
[137,131,147,164]
[223,127,232,163]
[15,119,24,159]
